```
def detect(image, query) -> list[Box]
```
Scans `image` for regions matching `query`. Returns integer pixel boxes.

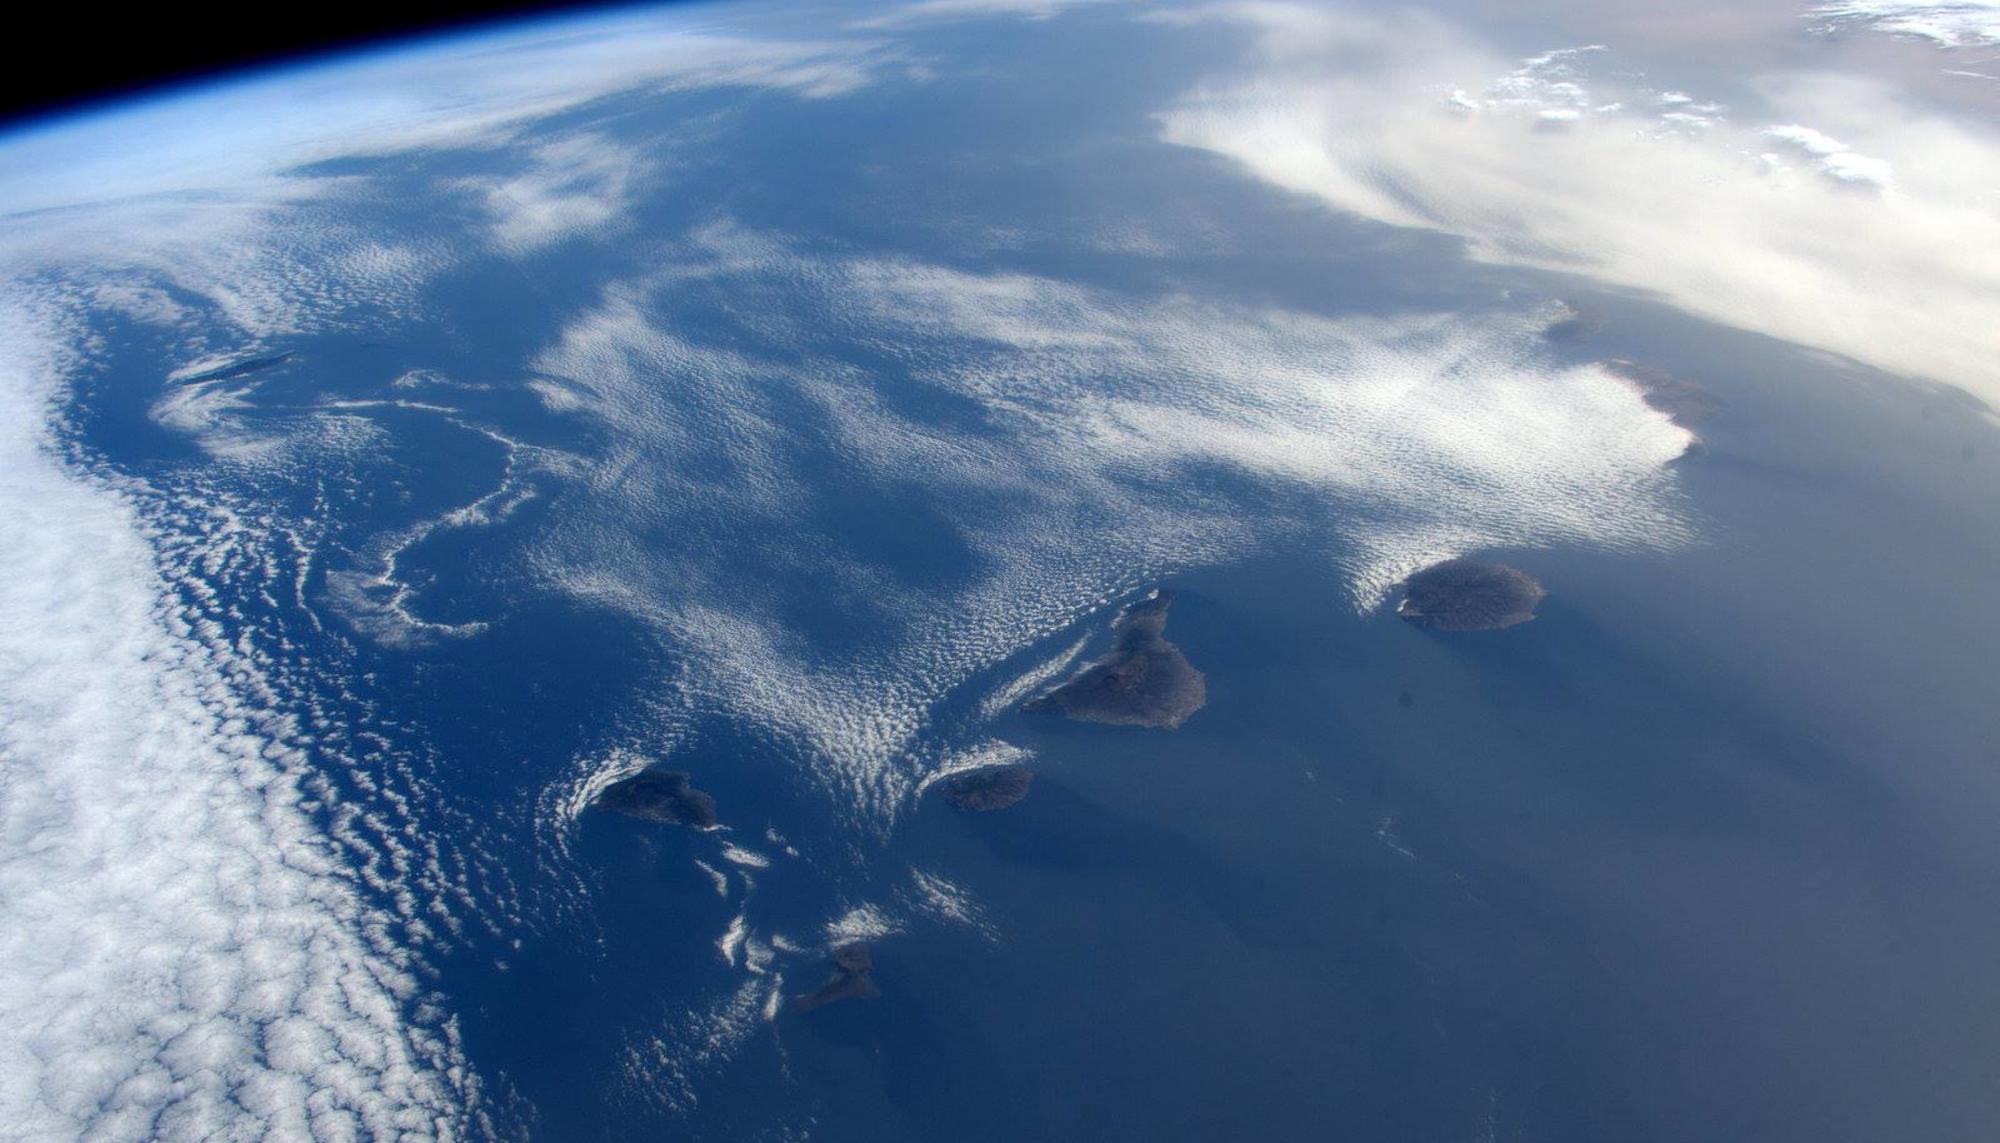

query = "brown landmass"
[1023,592,1206,729]
[794,943,880,1011]
[590,768,719,828]
[1604,358,1717,432]
[941,765,1033,810]
[1396,560,1546,632]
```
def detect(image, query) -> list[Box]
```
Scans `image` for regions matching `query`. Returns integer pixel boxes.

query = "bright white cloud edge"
[0,306,480,1138]
[0,13,897,1139]
[1154,2,2000,409]
[1813,0,2000,46]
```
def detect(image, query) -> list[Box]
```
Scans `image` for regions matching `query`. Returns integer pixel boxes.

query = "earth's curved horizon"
[3,1,1998,1140]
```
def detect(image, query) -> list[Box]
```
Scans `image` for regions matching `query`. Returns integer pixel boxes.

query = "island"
[794,943,880,1011]
[1023,591,1206,729]
[177,350,296,384]
[1603,358,1715,430]
[1395,559,1545,631]
[590,768,719,828]
[940,764,1033,811]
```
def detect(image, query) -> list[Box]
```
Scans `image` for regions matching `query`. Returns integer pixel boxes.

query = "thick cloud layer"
[1155,3,2000,405]
[0,305,476,1139]
[1813,0,2000,46]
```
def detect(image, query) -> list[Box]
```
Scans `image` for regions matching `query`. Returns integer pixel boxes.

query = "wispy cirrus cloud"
[461,133,650,252]
[853,0,1126,30]
[0,16,884,220]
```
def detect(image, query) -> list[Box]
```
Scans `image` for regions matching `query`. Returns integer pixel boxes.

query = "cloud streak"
[464,134,651,252]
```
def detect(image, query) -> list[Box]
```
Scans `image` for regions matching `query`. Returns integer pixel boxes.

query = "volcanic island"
[590,767,719,828]
[1395,559,1546,631]
[1024,591,1206,729]
[794,943,881,1011]
[940,764,1033,811]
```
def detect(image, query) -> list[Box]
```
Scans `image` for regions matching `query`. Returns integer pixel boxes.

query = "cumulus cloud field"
[0,15,899,1137]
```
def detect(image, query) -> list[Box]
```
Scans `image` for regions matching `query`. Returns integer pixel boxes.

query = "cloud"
[1812,0,2000,46]
[854,0,1122,29]
[463,134,650,252]
[1763,123,1897,189]
[523,227,1691,828]
[1154,4,2000,406]
[0,17,885,220]
[0,11,897,1137]
[0,303,480,1139]
[0,14,892,339]
[904,868,993,933]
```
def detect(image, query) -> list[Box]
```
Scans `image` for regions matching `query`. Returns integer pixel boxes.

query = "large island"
[1395,559,1545,631]
[590,767,720,828]
[1024,591,1206,729]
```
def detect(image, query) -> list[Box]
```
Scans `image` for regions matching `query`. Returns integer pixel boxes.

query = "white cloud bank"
[0,307,477,1138]
[1762,123,1897,190]
[0,12,895,1138]
[1812,0,2000,46]
[1155,3,2000,406]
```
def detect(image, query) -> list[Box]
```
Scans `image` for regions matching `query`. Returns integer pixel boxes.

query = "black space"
[3,0,686,130]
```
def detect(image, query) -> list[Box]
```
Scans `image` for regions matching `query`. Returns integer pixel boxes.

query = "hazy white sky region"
[1155,1,2000,407]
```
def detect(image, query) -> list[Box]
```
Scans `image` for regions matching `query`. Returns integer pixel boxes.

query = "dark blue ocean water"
[51,8,2000,1140]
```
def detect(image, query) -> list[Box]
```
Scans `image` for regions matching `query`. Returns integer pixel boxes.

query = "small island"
[590,768,719,828]
[794,943,880,1011]
[1023,591,1206,729]
[940,764,1033,811]
[1603,358,1715,431]
[178,350,296,384]
[1396,559,1545,631]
